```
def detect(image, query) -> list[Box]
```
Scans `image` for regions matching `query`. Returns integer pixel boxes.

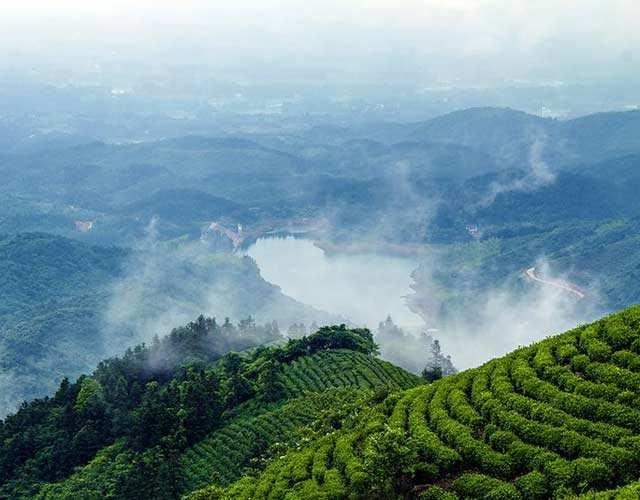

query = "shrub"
[419,485,459,499]
[408,387,460,471]
[584,362,640,392]
[429,382,511,478]
[601,319,635,350]
[556,344,579,364]
[287,479,324,499]
[543,458,574,491]
[311,438,333,483]
[514,471,548,499]
[323,469,346,499]
[571,355,590,372]
[487,484,522,500]
[583,339,612,362]
[489,431,518,453]
[611,350,640,371]
[290,448,314,483]
[453,473,520,499]
[183,484,225,500]
[572,458,613,491]
[506,440,560,472]
[362,426,419,497]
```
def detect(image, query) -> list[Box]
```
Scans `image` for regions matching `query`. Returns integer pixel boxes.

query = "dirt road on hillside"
[524,267,585,299]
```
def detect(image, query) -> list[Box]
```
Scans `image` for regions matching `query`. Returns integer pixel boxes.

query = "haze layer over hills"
[2,84,640,500]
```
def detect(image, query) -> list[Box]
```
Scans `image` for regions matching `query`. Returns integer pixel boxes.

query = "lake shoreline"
[246,236,425,330]
[313,239,430,258]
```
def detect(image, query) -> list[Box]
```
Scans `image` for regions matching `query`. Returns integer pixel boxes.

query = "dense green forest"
[0,233,126,413]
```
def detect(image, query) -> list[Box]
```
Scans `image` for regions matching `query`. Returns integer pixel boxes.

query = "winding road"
[524,267,585,299]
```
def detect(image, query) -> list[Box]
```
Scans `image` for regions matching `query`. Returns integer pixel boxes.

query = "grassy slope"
[191,305,640,499]
[181,350,419,492]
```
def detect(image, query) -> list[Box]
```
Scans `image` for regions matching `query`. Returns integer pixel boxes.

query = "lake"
[246,236,424,330]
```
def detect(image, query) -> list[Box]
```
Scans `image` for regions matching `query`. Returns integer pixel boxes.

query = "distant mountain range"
[1,107,639,242]
[2,106,640,410]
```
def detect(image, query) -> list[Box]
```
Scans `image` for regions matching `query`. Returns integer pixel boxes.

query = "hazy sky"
[2,0,639,85]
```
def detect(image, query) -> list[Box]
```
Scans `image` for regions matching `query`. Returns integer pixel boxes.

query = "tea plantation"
[188,306,640,499]
[180,350,418,491]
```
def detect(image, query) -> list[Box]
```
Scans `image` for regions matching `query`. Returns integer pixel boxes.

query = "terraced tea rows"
[279,350,421,397]
[191,306,640,499]
[181,350,421,494]
[180,390,358,491]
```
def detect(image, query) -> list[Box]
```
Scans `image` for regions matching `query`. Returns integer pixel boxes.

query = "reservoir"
[246,236,424,330]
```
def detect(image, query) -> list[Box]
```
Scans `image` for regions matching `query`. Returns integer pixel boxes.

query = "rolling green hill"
[180,351,419,493]
[9,307,640,499]
[187,305,640,499]
[0,324,421,499]
[0,233,126,412]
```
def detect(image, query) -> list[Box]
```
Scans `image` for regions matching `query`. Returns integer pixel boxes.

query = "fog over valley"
[246,237,422,330]
[2,2,640,498]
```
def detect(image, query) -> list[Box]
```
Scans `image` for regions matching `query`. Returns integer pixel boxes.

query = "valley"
[0,0,640,500]
[2,101,640,499]
[3,4,640,498]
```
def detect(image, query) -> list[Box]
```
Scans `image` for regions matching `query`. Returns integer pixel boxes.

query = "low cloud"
[480,133,557,207]
[420,257,604,370]
[101,224,336,354]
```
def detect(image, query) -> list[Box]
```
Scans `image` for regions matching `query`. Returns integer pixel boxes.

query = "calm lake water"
[246,236,424,330]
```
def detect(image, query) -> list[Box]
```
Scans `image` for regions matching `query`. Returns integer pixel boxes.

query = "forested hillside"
[0,233,126,412]
[0,324,420,498]
[2,109,640,315]
[0,233,336,415]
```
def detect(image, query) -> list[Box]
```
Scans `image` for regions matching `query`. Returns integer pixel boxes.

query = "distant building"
[74,220,93,232]
[201,222,242,252]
